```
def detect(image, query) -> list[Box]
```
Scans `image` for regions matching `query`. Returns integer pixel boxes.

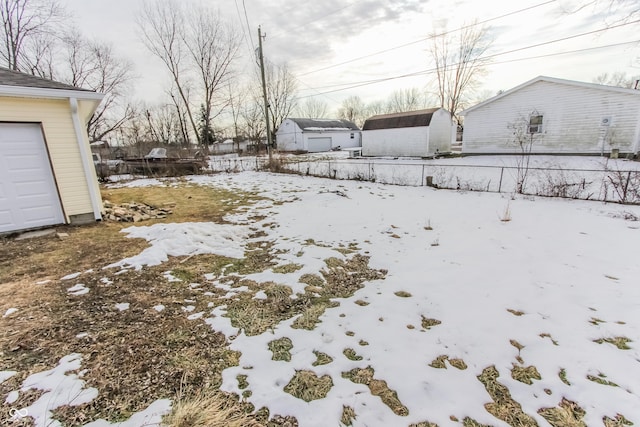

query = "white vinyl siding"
[463,80,640,154]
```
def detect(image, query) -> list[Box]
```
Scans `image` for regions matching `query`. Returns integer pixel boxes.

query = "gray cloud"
[261,0,430,66]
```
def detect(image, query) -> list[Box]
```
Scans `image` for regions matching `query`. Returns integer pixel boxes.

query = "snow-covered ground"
[3,170,640,426]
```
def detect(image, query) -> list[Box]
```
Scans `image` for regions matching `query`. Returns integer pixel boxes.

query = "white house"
[276,118,361,153]
[361,108,454,157]
[461,76,640,156]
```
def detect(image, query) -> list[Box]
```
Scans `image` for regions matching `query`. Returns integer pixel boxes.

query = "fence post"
[421,165,425,186]
[623,171,632,203]
[498,167,504,193]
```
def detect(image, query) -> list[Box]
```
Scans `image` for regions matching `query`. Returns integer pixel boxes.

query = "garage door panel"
[0,210,12,227]
[14,180,51,197]
[307,137,332,152]
[0,123,64,233]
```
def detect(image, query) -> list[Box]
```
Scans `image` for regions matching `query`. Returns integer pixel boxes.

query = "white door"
[307,137,332,152]
[0,123,64,233]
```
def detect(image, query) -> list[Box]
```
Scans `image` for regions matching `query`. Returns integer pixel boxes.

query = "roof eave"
[461,75,640,116]
[0,84,105,101]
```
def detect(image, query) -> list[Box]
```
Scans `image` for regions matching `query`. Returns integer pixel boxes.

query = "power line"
[295,38,640,100]
[297,0,557,77]
[242,0,257,54]
[234,0,254,59]
[295,19,640,94]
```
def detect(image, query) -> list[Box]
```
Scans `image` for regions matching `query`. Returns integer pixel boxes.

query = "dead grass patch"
[429,355,467,370]
[540,333,559,346]
[449,358,468,370]
[291,300,339,330]
[268,337,293,362]
[236,375,249,389]
[341,405,356,426]
[587,373,619,387]
[421,316,441,329]
[162,390,262,427]
[312,351,333,366]
[462,418,491,427]
[342,367,408,417]
[559,369,571,386]
[411,422,438,427]
[343,348,363,361]
[272,263,303,274]
[538,398,586,427]
[429,355,448,369]
[603,414,633,427]
[283,370,333,402]
[477,365,537,426]
[394,290,412,297]
[506,308,525,316]
[593,337,632,350]
[511,364,541,385]
[298,273,324,288]
[354,299,369,306]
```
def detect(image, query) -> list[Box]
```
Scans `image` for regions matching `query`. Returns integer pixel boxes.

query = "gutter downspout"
[70,97,102,221]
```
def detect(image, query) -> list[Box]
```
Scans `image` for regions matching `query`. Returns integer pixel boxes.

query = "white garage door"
[0,123,64,233]
[307,137,332,152]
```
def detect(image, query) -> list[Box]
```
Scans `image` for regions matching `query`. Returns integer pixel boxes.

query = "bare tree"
[297,97,328,118]
[138,0,241,147]
[227,81,247,150]
[337,95,367,127]
[429,23,491,123]
[593,71,635,88]
[58,32,135,142]
[241,99,266,151]
[386,87,427,113]
[365,99,389,117]
[185,5,241,146]
[266,62,297,136]
[566,0,639,24]
[0,0,65,71]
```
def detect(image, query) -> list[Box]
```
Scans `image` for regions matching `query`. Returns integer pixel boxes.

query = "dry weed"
[341,405,356,426]
[477,366,537,426]
[283,370,333,402]
[163,391,262,427]
[342,367,408,416]
[538,398,586,427]
[312,351,333,367]
[268,337,293,362]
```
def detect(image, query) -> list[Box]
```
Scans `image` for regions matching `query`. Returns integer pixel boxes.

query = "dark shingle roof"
[289,118,360,131]
[363,108,442,130]
[0,67,91,91]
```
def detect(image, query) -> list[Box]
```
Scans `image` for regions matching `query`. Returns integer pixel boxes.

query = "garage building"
[0,68,104,234]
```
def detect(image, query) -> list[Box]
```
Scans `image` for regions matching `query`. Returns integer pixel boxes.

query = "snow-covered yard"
[2,170,640,426]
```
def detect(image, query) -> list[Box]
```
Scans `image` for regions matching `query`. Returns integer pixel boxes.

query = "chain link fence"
[273,158,640,204]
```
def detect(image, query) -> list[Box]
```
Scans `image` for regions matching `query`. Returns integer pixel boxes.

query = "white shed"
[276,118,361,153]
[361,108,453,157]
[461,76,640,155]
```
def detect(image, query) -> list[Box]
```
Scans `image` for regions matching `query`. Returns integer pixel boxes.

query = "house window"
[350,133,354,139]
[529,115,543,134]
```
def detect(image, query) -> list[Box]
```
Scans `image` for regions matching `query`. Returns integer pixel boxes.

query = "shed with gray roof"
[276,118,361,153]
[362,108,454,157]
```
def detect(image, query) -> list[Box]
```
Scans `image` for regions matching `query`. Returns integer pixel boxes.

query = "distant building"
[361,108,454,157]
[461,76,640,156]
[276,118,361,152]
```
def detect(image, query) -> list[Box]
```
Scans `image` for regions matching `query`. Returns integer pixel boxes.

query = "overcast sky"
[61,0,639,112]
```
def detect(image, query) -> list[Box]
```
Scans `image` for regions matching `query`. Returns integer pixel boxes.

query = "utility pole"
[258,26,273,165]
